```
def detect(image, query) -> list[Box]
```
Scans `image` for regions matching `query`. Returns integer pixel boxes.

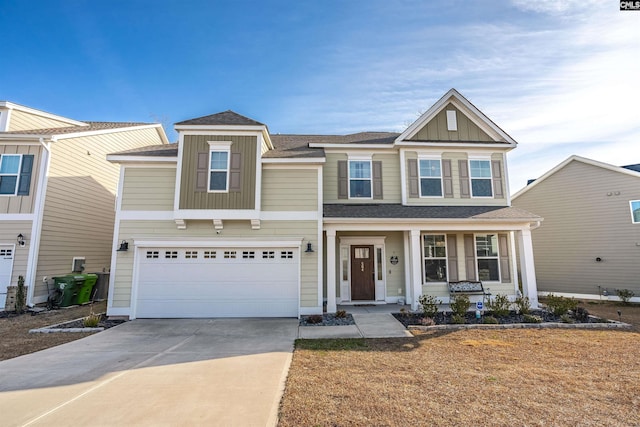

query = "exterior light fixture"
[117,240,129,252]
[305,242,314,253]
[17,234,26,247]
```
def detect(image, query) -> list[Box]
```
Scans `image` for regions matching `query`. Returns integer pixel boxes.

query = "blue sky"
[1,0,638,193]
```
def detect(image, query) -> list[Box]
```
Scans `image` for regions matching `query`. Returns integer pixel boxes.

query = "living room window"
[630,200,640,224]
[475,234,499,281]
[469,159,493,197]
[0,154,21,195]
[349,160,372,198]
[419,158,443,197]
[423,234,447,282]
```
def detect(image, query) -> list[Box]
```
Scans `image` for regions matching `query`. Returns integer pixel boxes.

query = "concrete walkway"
[0,319,298,427]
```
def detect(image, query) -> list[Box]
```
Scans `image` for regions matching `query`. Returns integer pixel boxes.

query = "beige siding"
[323,152,401,203]
[513,161,640,297]
[33,127,165,299]
[262,168,318,211]
[113,219,319,308]
[121,167,176,211]
[8,110,76,131]
[0,143,43,214]
[409,103,492,142]
[179,135,257,210]
[405,151,507,206]
[0,221,32,287]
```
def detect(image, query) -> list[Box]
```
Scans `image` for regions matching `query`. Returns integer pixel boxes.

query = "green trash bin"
[75,274,98,305]
[52,275,81,307]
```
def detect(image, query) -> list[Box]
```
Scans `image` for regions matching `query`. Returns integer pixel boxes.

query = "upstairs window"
[349,160,372,198]
[419,159,443,197]
[209,150,229,192]
[0,154,21,195]
[469,159,493,197]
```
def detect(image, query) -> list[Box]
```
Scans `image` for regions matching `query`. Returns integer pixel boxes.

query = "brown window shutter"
[229,152,242,192]
[408,159,419,198]
[442,159,453,198]
[447,234,458,282]
[498,233,511,283]
[464,234,477,280]
[337,160,348,199]
[459,160,470,198]
[195,152,208,192]
[492,160,504,199]
[372,161,383,199]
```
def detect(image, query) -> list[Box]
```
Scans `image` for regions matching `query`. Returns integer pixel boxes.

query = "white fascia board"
[173,209,260,220]
[174,125,267,132]
[53,123,165,141]
[133,238,304,248]
[106,155,177,164]
[513,154,640,199]
[322,218,540,231]
[308,143,395,150]
[0,213,35,221]
[261,157,326,164]
[0,134,52,141]
[0,101,86,127]
[395,141,516,149]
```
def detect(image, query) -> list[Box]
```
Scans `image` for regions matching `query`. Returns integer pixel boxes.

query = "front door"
[351,245,375,300]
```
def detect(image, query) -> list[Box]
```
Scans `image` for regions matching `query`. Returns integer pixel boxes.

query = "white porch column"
[517,228,539,308]
[326,229,337,314]
[410,229,422,311]
[403,231,412,304]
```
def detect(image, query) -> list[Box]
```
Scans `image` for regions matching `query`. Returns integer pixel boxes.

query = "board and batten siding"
[112,219,319,308]
[409,103,492,142]
[262,168,318,211]
[405,152,507,206]
[512,160,640,297]
[0,221,31,286]
[121,167,176,211]
[0,143,42,214]
[179,135,256,210]
[7,110,76,132]
[32,127,165,299]
[323,152,401,203]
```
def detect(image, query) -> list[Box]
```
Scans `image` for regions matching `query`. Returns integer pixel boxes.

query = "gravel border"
[408,320,632,331]
[29,313,125,334]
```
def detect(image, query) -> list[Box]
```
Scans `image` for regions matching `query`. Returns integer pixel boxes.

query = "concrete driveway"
[0,318,298,427]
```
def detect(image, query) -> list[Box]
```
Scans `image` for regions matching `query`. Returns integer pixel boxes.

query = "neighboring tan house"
[106,89,542,319]
[512,155,640,302]
[0,101,169,309]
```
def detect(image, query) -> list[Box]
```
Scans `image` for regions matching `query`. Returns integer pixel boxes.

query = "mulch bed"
[299,313,355,326]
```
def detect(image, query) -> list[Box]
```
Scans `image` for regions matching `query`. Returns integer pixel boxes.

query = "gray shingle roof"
[109,144,177,157]
[271,132,399,145]
[3,121,153,135]
[323,204,541,220]
[622,164,640,172]
[176,110,264,126]
[265,135,325,159]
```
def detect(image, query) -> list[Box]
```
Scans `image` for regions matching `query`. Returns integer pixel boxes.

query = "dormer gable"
[0,101,86,132]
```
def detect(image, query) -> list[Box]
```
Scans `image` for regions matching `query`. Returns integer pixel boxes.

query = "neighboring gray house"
[512,155,640,302]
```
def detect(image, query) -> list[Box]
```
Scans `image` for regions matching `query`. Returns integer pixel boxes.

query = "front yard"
[279,302,640,426]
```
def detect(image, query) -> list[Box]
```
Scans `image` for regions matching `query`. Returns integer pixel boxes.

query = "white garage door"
[135,247,299,318]
[0,246,15,309]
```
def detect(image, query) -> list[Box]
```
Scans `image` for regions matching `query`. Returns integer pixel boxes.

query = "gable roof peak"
[175,110,264,127]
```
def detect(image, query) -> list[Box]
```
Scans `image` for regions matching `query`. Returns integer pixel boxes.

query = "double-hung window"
[469,159,493,197]
[423,234,447,282]
[475,234,499,281]
[208,141,232,192]
[630,200,640,224]
[349,160,372,198]
[419,158,443,197]
[0,154,21,195]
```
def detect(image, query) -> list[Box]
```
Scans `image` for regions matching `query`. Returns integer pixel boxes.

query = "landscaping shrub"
[482,315,498,324]
[522,314,542,323]
[545,294,578,316]
[418,294,441,319]
[616,289,635,305]
[419,317,435,326]
[574,307,590,322]
[306,315,323,324]
[451,314,466,324]
[449,294,470,317]
[15,275,26,314]
[83,306,101,328]
[514,295,531,315]
[487,294,510,317]
[335,310,347,318]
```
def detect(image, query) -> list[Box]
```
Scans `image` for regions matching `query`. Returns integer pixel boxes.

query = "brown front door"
[351,245,375,300]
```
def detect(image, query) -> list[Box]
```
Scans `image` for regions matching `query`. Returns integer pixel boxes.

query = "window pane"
[469,160,491,178]
[420,178,442,196]
[349,161,371,179]
[471,179,492,197]
[0,155,20,174]
[0,176,17,194]
[354,248,369,259]
[210,171,227,190]
[631,201,640,224]
[210,151,228,170]
[476,235,498,257]
[350,180,371,198]
[478,259,499,281]
[423,235,446,258]
[377,248,383,280]
[419,159,441,177]
[425,259,447,282]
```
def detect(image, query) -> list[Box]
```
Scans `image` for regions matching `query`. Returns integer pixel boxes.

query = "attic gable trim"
[0,101,86,127]
[395,141,514,149]
[174,124,267,132]
[395,89,517,145]
[512,155,640,199]
[106,154,177,164]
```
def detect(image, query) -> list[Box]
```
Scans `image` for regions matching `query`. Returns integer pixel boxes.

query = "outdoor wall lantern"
[17,233,26,247]
[117,240,129,252]
[305,242,314,253]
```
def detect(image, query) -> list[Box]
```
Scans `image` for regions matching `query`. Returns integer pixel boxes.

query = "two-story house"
[106,89,541,319]
[0,101,168,309]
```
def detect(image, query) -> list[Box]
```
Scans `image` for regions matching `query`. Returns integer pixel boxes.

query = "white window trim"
[630,200,640,224]
[71,256,86,273]
[469,157,493,198]
[348,159,373,200]
[418,155,444,198]
[207,141,232,193]
[0,153,23,197]
[421,233,448,284]
[474,233,500,283]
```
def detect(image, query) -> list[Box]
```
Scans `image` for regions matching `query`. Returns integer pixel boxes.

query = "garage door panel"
[137,282,297,300]
[135,299,298,318]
